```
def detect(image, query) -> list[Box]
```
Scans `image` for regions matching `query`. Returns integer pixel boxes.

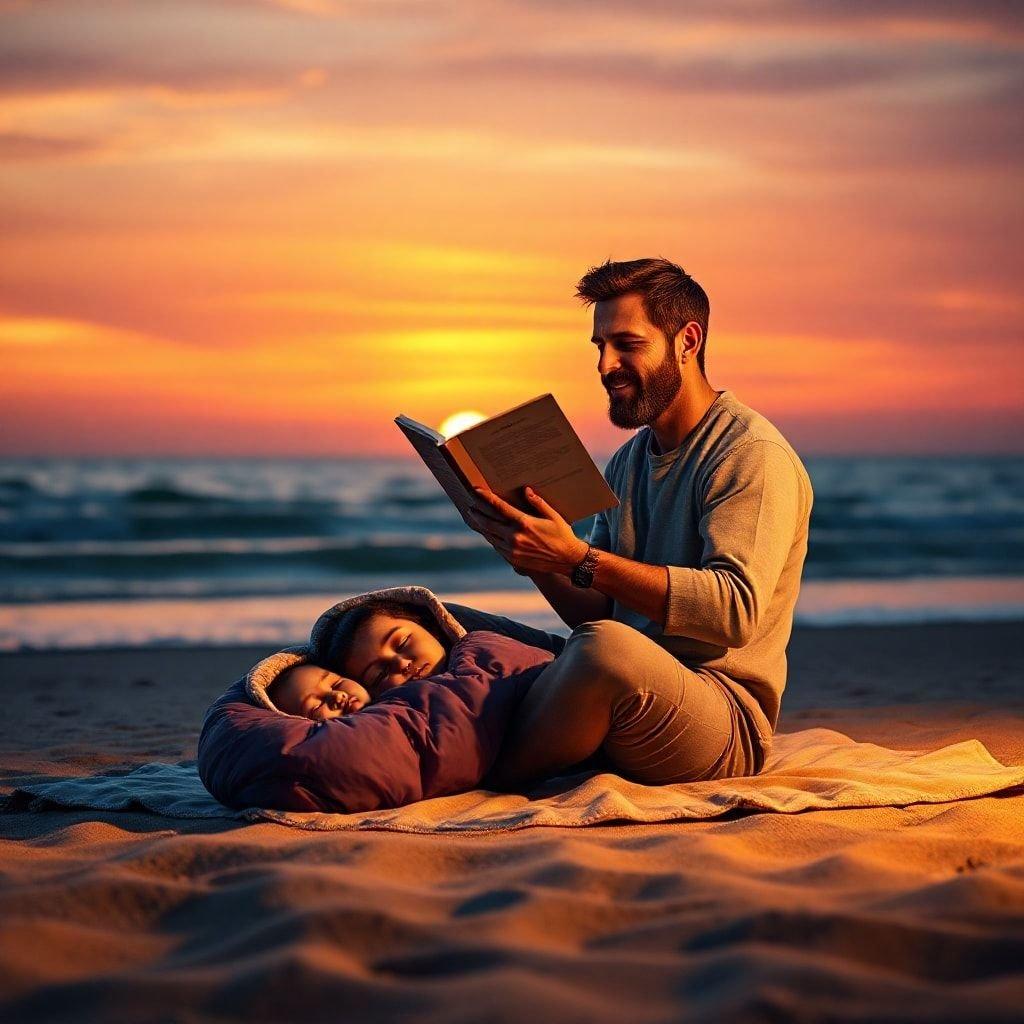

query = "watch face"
[572,561,594,588]
[571,546,597,587]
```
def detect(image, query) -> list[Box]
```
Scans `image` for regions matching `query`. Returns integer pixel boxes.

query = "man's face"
[274,665,371,721]
[592,292,683,430]
[340,613,447,697]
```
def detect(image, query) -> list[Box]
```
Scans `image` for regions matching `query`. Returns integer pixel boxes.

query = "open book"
[396,393,619,525]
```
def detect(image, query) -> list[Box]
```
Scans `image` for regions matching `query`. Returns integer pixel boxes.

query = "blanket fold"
[5,728,1024,834]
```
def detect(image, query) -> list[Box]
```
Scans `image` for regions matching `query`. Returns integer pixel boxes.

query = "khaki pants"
[443,602,765,787]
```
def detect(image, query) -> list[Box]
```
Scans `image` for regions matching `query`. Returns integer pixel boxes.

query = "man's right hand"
[466,502,610,626]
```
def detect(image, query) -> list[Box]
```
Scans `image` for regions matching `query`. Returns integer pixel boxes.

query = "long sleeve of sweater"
[663,439,804,649]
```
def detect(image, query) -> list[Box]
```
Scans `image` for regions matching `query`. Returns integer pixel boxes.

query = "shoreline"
[1,612,1022,658]
[3,576,1024,653]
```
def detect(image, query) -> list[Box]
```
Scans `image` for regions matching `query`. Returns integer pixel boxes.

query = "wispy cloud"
[0,130,104,160]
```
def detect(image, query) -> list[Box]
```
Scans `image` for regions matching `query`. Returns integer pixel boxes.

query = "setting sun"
[439,410,488,438]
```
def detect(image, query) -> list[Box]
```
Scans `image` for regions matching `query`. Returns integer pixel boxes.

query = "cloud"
[4,0,1018,103]
[0,0,447,100]
[0,130,104,160]
[513,0,1024,37]
[0,48,305,99]
[432,42,1021,97]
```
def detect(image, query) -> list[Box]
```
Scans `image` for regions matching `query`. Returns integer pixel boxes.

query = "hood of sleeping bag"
[196,586,554,813]
[247,585,468,715]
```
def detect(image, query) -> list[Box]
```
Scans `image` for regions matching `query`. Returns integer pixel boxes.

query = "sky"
[1,0,1021,456]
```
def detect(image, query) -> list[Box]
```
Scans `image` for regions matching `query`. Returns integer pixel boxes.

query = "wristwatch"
[570,543,600,588]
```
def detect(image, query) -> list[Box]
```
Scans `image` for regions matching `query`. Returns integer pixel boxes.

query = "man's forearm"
[588,549,668,626]
[528,548,669,631]
[527,569,612,630]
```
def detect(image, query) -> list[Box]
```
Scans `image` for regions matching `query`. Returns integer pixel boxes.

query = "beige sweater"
[588,389,814,751]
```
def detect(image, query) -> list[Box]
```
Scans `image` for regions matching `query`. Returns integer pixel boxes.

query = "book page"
[476,417,572,484]
[454,394,617,522]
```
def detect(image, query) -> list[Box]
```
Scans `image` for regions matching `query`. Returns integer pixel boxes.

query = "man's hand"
[466,486,589,577]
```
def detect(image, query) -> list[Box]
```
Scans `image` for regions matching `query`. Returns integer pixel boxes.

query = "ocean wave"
[0,475,36,496]
[0,533,484,559]
[0,567,513,604]
[379,493,453,508]
[0,503,468,544]
[0,536,508,603]
[2,455,1023,606]
[125,483,225,505]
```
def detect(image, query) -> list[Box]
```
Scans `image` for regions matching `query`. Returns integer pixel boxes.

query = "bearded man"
[443,257,814,790]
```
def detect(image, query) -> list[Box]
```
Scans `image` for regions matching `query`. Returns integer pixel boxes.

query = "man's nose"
[597,345,620,378]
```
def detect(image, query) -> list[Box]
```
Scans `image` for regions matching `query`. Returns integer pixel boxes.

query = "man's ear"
[676,321,703,366]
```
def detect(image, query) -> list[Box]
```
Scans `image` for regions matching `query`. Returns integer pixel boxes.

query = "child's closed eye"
[372,635,410,688]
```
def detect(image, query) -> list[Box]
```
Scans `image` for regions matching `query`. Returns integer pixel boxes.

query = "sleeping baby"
[268,664,370,721]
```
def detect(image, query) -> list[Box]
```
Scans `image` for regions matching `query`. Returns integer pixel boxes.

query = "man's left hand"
[467,486,589,576]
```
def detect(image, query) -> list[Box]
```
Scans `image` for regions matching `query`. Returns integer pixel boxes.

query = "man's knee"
[560,619,643,702]
[568,618,641,657]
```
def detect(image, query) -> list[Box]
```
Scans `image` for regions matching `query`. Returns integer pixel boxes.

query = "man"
[443,257,814,790]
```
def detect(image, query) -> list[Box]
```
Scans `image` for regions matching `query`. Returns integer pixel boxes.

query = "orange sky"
[1,0,1021,455]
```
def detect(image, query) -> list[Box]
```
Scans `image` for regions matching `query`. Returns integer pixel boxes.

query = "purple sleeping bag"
[197,586,555,813]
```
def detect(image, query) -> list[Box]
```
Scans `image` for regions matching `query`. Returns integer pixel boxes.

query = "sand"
[1,621,1023,1022]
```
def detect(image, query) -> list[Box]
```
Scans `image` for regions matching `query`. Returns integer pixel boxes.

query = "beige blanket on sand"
[8,728,1023,833]
[255,727,1024,833]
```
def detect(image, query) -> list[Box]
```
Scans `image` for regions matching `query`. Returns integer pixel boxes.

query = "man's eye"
[400,635,409,648]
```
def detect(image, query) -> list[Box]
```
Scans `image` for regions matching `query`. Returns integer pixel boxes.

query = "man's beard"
[606,345,683,430]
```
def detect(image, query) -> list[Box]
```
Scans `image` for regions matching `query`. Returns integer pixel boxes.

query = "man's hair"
[575,257,711,375]
[322,598,450,674]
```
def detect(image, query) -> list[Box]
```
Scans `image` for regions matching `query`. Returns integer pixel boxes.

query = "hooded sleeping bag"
[197,586,555,813]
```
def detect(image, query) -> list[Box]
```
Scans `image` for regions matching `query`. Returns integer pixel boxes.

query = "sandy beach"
[2,621,1023,1022]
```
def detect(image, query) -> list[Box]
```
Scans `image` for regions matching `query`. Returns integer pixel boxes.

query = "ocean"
[1,455,1022,650]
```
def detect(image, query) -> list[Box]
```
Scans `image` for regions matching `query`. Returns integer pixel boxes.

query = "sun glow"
[439,410,488,438]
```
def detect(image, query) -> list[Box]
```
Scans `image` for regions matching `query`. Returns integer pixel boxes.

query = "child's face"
[341,613,447,697]
[273,665,371,721]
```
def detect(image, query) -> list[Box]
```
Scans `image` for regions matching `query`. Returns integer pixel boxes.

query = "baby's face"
[274,665,371,721]
[341,613,447,697]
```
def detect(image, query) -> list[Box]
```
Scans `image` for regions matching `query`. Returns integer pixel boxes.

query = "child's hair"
[322,597,452,672]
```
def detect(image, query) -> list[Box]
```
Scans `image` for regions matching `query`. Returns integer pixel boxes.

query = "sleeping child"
[267,596,457,721]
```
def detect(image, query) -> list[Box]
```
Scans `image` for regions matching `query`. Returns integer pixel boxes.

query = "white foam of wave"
[0,590,567,652]
[796,576,1024,626]
[1,578,1022,651]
